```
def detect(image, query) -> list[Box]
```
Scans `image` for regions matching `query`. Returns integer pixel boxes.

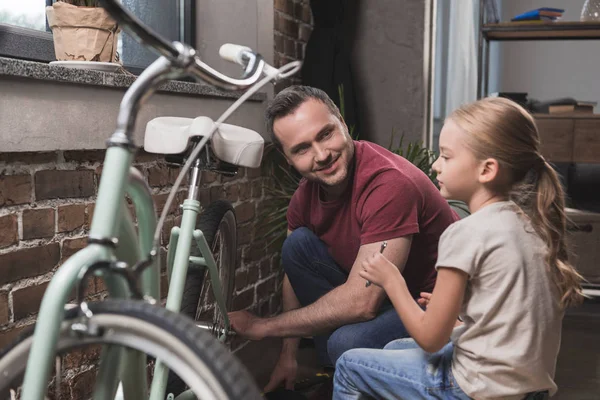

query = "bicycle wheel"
[0,300,261,400]
[181,200,237,339]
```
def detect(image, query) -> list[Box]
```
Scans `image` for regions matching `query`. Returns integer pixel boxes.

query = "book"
[548,104,595,114]
[511,8,564,22]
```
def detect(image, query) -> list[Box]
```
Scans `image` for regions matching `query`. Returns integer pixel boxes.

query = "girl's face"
[432,119,483,203]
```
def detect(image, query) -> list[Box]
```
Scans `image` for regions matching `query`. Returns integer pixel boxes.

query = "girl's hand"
[359,252,404,290]
[417,292,432,309]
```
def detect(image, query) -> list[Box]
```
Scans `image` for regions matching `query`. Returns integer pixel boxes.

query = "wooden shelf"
[534,115,600,163]
[533,113,600,119]
[483,21,600,41]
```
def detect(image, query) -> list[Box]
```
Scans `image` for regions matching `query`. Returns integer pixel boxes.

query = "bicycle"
[0,0,300,399]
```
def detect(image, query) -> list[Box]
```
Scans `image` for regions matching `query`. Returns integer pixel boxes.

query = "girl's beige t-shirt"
[436,201,563,400]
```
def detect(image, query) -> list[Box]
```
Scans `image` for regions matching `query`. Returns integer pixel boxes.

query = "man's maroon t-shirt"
[287,140,459,296]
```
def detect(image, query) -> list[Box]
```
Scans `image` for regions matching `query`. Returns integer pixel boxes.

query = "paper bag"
[46,2,120,62]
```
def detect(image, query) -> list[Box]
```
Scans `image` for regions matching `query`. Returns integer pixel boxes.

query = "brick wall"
[0,2,313,395]
[273,0,312,92]
[0,150,283,396]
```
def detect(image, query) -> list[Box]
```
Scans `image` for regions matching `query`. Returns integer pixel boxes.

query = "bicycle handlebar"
[98,0,267,91]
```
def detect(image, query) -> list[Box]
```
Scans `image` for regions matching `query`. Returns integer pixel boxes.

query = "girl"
[333,97,584,400]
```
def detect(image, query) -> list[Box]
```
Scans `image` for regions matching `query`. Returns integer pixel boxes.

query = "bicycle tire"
[0,300,261,400]
[169,199,238,395]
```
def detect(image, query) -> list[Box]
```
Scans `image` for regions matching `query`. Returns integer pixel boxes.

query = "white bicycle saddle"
[144,116,264,168]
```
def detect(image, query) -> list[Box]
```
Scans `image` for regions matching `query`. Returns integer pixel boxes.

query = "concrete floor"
[236,300,600,399]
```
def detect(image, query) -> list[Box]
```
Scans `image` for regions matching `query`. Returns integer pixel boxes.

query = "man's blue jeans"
[333,338,472,399]
[281,227,411,366]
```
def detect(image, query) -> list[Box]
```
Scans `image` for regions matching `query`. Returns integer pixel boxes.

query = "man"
[229,86,458,392]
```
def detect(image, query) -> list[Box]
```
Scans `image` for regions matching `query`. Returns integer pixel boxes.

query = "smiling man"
[229,86,458,392]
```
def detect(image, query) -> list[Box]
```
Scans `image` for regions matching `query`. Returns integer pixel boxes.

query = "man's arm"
[258,236,412,338]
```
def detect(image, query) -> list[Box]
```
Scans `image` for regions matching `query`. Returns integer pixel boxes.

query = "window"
[0,0,196,73]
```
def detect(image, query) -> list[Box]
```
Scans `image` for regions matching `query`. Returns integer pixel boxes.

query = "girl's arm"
[360,253,468,353]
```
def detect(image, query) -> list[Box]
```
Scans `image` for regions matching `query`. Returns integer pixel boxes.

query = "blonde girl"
[333,97,584,400]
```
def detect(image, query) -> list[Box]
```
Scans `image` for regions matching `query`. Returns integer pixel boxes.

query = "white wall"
[498,0,600,111]
[195,0,274,100]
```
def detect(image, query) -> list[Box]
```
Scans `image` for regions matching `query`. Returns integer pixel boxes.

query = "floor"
[236,299,600,399]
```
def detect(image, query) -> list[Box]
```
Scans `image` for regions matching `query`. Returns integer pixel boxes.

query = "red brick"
[235,202,255,223]
[71,368,96,399]
[248,265,259,285]
[280,17,299,37]
[198,188,210,208]
[296,42,305,59]
[273,52,282,68]
[274,34,284,53]
[12,282,49,320]
[270,294,282,315]
[223,184,239,202]
[257,276,277,299]
[147,164,170,187]
[35,170,95,200]
[237,223,252,246]
[63,344,101,369]
[243,242,266,263]
[0,152,57,164]
[0,214,18,249]
[0,174,31,206]
[259,258,271,279]
[153,193,179,215]
[259,300,270,317]
[62,237,88,261]
[0,292,8,325]
[202,171,219,184]
[284,37,296,58]
[235,269,248,291]
[246,167,262,179]
[274,0,293,14]
[299,24,312,42]
[0,243,60,285]
[22,208,55,240]
[232,287,254,311]
[250,180,263,198]
[63,150,105,163]
[85,203,95,229]
[300,4,312,23]
[57,204,86,233]
[209,186,224,203]
[134,150,160,163]
[0,324,31,349]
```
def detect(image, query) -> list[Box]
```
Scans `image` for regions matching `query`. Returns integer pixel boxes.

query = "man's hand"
[263,353,298,392]
[228,310,266,340]
[359,252,405,291]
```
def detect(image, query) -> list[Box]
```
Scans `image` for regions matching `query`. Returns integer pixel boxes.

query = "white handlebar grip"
[219,43,252,66]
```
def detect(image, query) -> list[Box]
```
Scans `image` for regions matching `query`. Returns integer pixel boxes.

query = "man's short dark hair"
[265,85,343,151]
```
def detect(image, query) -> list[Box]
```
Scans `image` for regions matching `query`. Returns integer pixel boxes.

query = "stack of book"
[511,7,564,23]
[549,101,597,114]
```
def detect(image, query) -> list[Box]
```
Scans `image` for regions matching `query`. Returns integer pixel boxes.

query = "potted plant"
[46,0,120,63]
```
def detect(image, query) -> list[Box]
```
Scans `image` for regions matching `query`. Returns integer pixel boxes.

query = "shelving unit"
[477,3,600,301]
[477,3,600,98]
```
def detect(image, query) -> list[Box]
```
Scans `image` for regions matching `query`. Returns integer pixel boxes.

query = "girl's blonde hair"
[449,97,584,308]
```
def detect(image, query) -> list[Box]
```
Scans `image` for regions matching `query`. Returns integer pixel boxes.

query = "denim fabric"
[282,227,411,366]
[333,339,471,400]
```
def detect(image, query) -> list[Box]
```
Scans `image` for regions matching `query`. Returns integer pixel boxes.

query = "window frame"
[0,0,196,73]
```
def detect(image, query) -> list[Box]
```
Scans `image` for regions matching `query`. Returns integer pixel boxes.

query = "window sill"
[0,57,269,153]
[0,57,266,102]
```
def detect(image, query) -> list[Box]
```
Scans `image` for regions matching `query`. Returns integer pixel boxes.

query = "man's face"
[274,99,354,189]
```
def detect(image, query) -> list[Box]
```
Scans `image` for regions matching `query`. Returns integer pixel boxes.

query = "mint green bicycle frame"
[19,44,267,400]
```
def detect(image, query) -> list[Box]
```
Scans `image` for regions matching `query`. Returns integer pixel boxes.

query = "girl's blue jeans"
[333,338,471,400]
